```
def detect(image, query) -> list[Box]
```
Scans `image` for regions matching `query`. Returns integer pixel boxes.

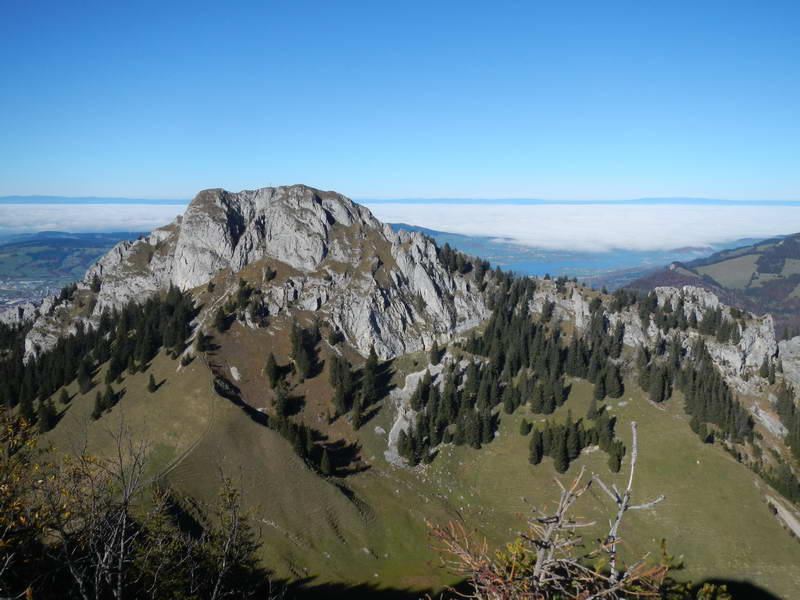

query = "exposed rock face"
[21,185,489,359]
[529,281,778,393]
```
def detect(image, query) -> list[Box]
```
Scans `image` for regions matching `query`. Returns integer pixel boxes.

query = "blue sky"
[1,1,798,201]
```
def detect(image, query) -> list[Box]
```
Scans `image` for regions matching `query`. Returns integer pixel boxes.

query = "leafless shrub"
[428,421,668,599]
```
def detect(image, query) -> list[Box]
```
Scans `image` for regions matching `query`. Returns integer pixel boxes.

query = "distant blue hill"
[0,195,188,205]
[2,195,798,206]
[370,197,800,206]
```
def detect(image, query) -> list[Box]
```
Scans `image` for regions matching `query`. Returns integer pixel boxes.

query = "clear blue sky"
[1,0,798,200]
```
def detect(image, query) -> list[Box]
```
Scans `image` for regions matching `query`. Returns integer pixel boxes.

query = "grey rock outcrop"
[22,185,489,360]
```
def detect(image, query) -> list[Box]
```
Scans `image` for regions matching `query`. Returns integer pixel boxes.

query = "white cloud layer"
[364,203,800,252]
[2,201,799,254]
[0,204,186,235]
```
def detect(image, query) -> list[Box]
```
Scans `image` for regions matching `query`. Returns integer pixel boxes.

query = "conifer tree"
[352,396,363,430]
[520,419,532,436]
[214,307,228,333]
[362,346,379,407]
[648,367,665,403]
[91,391,103,420]
[430,340,442,365]
[529,428,543,464]
[567,420,580,460]
[593,376,606,401]
[552,429,569,473]
[37,399,57,433]
[274,385,289,418]
[194,330,207,353]
[605,364,624,398]
[19,395,35,423]
[587,397,598,421]
[103,385,116,411]
[147,374,157,393]
[264,352,279,388]
[59,389,70,405]
[320,448,333,476]
[77,360,92,393]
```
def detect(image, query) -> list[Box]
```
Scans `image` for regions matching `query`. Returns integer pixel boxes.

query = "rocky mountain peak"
[18,185,490,360]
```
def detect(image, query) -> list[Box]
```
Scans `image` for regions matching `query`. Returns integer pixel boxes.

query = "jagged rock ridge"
[19,185,490,359]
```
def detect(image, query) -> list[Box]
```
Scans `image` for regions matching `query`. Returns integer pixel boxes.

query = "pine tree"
[567,420,581,460]
[529,428,543,465]
[77,360,92,393]
[430,341,442,365]
[148,373,157,393]
[320,448,333,476]
[552,429,569,473]
[18,394,34,423]
[352,397,363,430]
[593,376,606,401]
[37,399,57,433]
[605,364,624,398]
[264,353,279,388]
[103,385,116,411]
[587,397,598,421]
[91,391,103,420]
[194,330,207,352]
[59,389,70,405]
[648,367,665,403]
[214,307,228,333]
[362,346,379,407]
[274,385,289,418]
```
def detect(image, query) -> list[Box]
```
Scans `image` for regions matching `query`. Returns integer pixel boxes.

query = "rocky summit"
[15,185,489,359]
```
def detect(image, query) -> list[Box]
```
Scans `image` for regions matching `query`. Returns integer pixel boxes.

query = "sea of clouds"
[364,202,800,252]
[2,200,800,252]
[0,204,186,238]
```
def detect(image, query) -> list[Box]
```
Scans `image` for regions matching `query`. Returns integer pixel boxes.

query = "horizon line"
[2,194,800,206]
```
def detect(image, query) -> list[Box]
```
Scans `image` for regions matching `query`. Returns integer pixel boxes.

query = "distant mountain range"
[4,194,799,206]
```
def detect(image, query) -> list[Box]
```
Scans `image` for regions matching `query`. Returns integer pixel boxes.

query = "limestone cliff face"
[20,185,489,359]
[529,281,779,393]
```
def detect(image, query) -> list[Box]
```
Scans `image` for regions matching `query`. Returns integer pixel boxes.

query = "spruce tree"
[91,391,103,420]
[529,428,543,464]
[648,367,665,403]
[352,397,363,430]
[194,331,207,353]
[59,389,70,405]
[264,353,279,388]
[552,429,570,473]
[593,376,606,401]
[320,448,333,476]
[77,360,92,393]
[567,420,580,460]
[274,385,288,418]
[520,419,532,436]
[43,398,58,430]
[430,340,442,365]
[214,307,228,333]
[362,346,379,407]
[147,373,157,393]
[103,385,116,411]
[605,365,624,398]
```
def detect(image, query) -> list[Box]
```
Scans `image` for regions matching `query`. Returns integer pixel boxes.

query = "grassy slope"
[42,329,800,598]
[695,254,759,289]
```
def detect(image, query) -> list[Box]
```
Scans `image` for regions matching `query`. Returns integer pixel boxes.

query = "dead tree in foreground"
[429,421,670,599]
